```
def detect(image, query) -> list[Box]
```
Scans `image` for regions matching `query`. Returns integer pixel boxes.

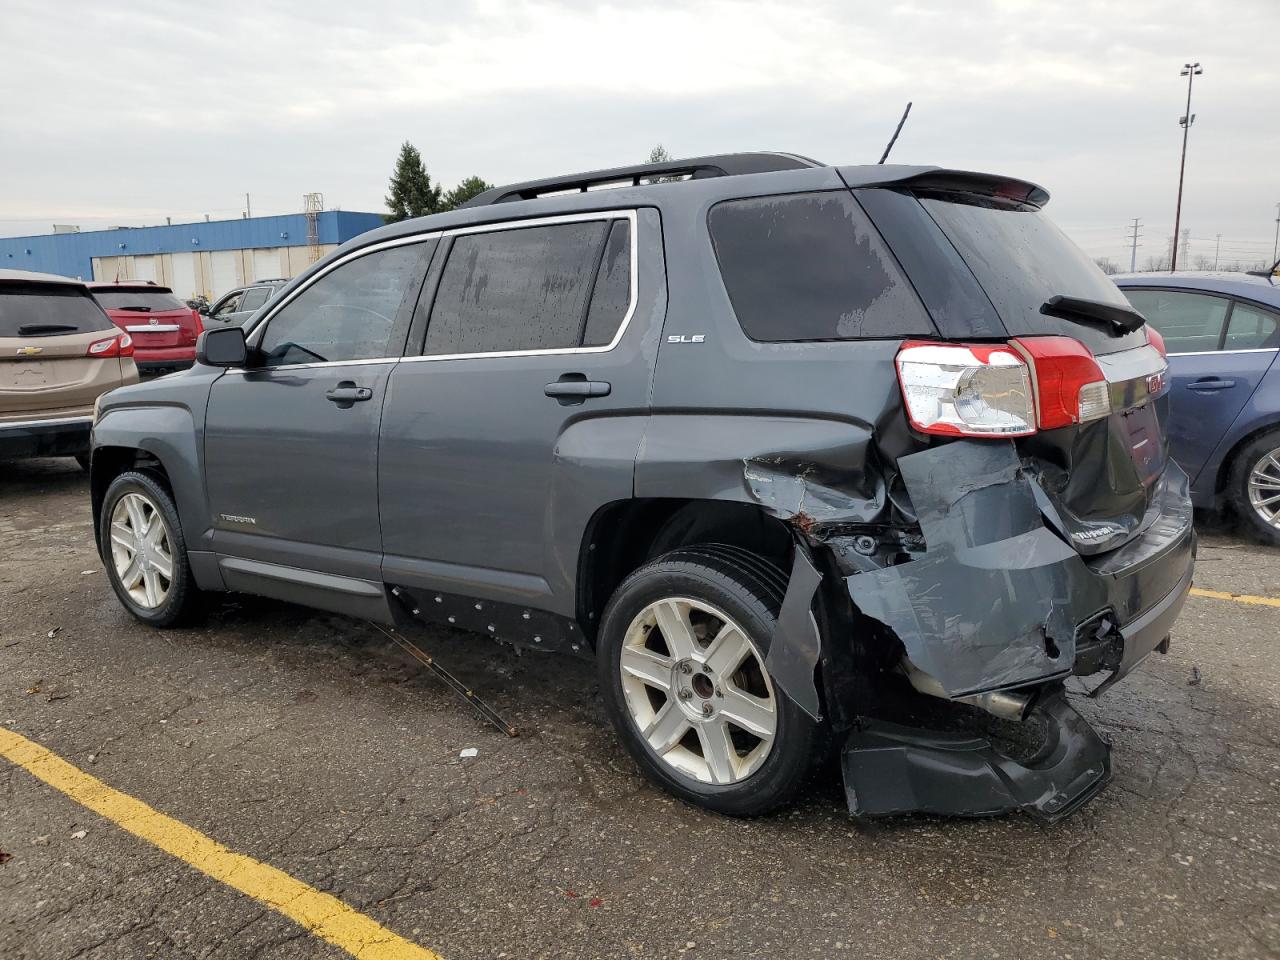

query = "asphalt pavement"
[2,457,1278,960]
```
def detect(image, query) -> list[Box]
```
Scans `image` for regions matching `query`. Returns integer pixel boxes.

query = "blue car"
[1114,272,1280,543]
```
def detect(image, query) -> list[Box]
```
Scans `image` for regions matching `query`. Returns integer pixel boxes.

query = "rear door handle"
[1187,378,1236,392]
[544,377,611,404]
[325,382,373,405]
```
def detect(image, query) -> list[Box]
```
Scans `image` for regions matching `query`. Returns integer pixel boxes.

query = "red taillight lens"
[896,336,1112,438]
[1145,325,1167,358]
[86,333,133,358]
[1010,336,1111,429]
[191,308,204,336]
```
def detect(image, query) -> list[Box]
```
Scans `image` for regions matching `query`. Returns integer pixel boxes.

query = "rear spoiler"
[839,166,1050,208]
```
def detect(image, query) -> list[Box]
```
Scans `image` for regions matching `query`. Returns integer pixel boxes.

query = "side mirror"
[196,326,247,367]
[198,304,211,316]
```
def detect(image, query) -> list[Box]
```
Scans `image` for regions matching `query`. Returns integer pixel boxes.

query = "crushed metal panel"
[765,548,824,720]
[846,441,1081,696]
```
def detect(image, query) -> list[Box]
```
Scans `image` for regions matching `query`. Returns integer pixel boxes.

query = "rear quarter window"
[707,191,935,342]
[0,283,115,337]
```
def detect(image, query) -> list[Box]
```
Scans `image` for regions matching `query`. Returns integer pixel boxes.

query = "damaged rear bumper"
[836,440,1195,821]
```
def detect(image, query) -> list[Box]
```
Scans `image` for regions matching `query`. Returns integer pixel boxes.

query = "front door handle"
[326,381,373,406]
[544,375,611,405]
[1187,378,1236,392]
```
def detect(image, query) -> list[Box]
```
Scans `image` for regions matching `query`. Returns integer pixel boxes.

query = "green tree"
[384,141,442,223]
[440,175,494,212]
[644,143,680,184]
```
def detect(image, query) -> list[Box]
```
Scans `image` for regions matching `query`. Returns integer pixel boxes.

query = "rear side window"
[1225,302,1280,350]
[239,286,271,313]
[92,288,186,312]
[258,243,425,367]
[0,283,114,337]
[1121,289,1228,353]
[424,218,629,356]
[708,191,934,342]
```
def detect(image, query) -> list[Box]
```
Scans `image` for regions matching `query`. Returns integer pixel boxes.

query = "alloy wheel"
[108,492,174,609]
[1248,447,1280,530]
[618,596,777,785]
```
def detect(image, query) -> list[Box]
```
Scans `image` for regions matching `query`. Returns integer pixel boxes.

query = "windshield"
[919,194,1147,354]
[0,283,115,337]
[93,288,187,312]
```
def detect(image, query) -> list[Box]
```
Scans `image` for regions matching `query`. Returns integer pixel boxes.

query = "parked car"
[1,269,137,467]
[1114,272,1280,544]
[86,281,203,376]
[90,153,1194,823]
[203,279,288,327]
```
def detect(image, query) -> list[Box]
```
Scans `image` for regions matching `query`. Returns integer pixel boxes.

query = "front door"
[378,211,659,616]
[203,239,434,595]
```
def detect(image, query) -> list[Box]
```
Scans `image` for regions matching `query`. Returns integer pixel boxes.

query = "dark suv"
[89,153,1194,822]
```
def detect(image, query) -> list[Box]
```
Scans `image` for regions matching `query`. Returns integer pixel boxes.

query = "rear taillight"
[1145,325,1167,358]
[191,308,204,335]
[895,336,1111,438]
[87,333,133,358]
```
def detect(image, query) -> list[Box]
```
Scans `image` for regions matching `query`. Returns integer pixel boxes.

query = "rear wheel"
[597,545,823,816]
[1230,431,1280,546]
[100,471,200,626]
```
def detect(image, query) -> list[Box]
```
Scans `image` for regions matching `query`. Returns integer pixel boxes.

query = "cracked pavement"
[2,457,1279,959]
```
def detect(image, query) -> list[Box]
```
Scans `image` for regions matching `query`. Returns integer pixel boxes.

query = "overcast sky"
[2,0,1276,267]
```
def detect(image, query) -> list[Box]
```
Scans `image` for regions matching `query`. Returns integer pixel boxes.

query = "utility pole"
[1170,61,1202,272]
[1273,202,1279,265]
[1128,218,1143,272]
[245,193,252,219]
[1214,233,1221,270]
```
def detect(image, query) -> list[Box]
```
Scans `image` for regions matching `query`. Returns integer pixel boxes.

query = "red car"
[86,281,203,376]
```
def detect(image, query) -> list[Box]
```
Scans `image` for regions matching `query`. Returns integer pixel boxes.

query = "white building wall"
[94,245,342,299]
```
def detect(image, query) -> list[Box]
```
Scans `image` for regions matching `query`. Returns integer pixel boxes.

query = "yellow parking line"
[0,727,442,960]
[1189,587,1280,609]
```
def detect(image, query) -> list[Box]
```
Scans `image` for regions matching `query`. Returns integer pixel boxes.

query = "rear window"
[0,283,114,337]
[919,194,1146,354]
[92,288,187,312]
[708,192,934,342]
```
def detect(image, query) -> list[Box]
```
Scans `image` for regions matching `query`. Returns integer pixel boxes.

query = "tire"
[99,471,200,626]
[1229,430,1280,546]
[596,544,824,817]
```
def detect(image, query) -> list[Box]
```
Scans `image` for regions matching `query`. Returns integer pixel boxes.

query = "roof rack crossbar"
[462,152,825,208]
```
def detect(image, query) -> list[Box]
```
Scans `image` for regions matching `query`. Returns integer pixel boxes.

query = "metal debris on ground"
[459,747,478,759]
[1188,666,1203,686]
[47,627,60,638]
[366,621,519,738]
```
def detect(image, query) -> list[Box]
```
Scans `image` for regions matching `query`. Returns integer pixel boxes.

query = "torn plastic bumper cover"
[837,440,1195,820]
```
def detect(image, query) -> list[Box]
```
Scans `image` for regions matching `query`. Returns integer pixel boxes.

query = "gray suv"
[89,153,1195,822]
[203,279,288,327]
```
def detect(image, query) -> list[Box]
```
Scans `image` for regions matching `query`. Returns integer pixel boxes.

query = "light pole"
[1170,61,1202,273]
[1273,202,1279,265]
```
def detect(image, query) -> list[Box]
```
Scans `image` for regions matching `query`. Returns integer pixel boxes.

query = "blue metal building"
[0,211,385,298]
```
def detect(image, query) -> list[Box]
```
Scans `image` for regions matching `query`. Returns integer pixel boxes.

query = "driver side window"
[258,243,427,368]
[212,290,243,317]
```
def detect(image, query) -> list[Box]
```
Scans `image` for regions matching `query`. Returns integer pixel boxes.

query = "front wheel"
[597,545,824,817]
[1230,431,1280,546]
[100,471,200,626]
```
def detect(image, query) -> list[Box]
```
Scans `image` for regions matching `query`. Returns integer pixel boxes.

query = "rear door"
[1121,288,1279,483]
[0,280,125,423]
[378,210,653,615]
[203,239,433,598]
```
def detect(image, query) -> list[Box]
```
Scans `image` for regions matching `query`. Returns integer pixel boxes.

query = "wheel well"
[90,447,174,556]
[1214,420,1280,496]
[577,498,795,643]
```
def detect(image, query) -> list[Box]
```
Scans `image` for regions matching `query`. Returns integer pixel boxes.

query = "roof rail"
[461,152,825,208]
